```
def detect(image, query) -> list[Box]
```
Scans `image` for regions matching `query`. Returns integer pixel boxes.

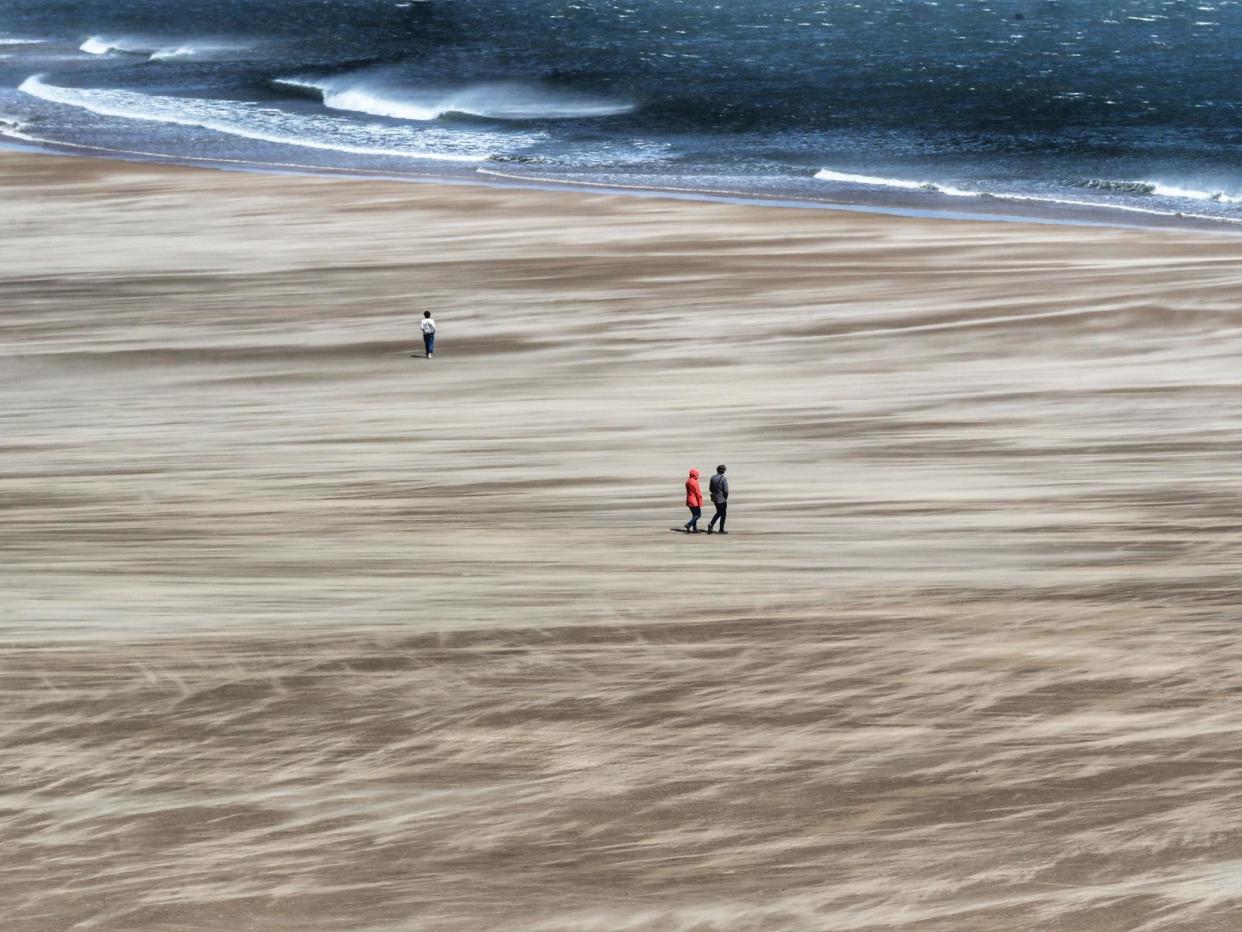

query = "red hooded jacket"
[685,469,703,507]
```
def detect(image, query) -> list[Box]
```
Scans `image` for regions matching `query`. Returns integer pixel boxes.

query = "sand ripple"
[3,153,1242,929]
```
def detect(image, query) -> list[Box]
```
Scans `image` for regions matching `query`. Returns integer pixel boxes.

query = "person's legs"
[708,503,724,531]
[685,506,701,531]
[427,334,435,357]
[423,333,432,357]
[717,502,727,533]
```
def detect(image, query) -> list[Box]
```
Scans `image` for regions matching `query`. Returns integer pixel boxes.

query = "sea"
[2,0,1242,228]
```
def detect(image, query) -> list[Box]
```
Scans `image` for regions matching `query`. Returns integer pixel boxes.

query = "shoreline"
[5,132,1242,236]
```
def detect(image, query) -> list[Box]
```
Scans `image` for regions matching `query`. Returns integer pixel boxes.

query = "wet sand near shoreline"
[3,151,1242,929]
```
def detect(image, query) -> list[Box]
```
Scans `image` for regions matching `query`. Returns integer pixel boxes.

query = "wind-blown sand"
[3,150,1242,930]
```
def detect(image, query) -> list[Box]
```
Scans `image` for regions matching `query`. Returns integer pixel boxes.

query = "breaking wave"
[1076,179,1157,195]
[18,75,543,163]
[149,46,199,60]
[275,75,635,121]
[0,116,31,138]
[80,36,243,61]
[816,167,1242,216]
[813,168,974,197]
[1076,178,1242,203]
[810,166,1242,225]
[1148,182,1242,204]
[80,37,145,55]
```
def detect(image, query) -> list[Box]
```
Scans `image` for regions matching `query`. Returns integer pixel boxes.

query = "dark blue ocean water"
[3,0,1242,225]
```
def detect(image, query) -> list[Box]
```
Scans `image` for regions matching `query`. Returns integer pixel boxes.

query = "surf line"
[982,192,1242,225]
[9,128,1241,232]
[476,168,1242,228]
[0,125,457,179]
[475,166,833,205]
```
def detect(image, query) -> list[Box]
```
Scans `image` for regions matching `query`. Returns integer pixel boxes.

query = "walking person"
[420,310,436,358]
[706,464,729,534]
[683,468,703,533]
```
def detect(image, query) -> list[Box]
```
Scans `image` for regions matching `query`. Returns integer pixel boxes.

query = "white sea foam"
[0,37,45,46]
[813,168,974,197]
[972,191,1242,225]
[18,75,543,163]
[149,46,198,60]
[816,167,1242,219]
[277,75,634,121]
[149,41,247,61]
[811,166,1242,226]
[80,36,243,60]
[80,37,134,55]
[1148,182,1242,204]
[0,116,42,145]
[1077,178,1242,204]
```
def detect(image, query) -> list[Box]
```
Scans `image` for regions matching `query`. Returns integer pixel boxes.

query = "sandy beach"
[3,150,1242,930]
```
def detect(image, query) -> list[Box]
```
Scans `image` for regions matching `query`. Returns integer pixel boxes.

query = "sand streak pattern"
[3,152,1242,929]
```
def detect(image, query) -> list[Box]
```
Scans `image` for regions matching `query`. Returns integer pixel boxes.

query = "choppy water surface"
[2,2,1242,221]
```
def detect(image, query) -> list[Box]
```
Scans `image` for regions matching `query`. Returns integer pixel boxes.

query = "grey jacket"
[709,473,729,504]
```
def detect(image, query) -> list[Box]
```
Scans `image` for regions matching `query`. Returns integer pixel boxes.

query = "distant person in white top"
[420,310,436,358]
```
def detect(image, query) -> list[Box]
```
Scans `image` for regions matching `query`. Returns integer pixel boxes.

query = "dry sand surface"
[3,150,1242,930]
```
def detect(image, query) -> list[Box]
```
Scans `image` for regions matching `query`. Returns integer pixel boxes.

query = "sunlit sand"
[4,151,1242,930]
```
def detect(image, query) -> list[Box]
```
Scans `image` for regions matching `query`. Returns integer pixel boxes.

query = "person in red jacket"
[683,468,703,533]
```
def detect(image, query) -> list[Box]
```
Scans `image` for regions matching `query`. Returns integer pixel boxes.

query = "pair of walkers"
[684,464,729,534]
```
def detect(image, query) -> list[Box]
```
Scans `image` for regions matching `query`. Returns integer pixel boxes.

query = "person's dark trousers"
[708,502,726,531]
[685,506,701,531]
[423,333,435,356]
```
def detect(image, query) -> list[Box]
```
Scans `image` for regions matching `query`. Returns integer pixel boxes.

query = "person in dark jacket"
[684,468,703,532]
[707,464,728,534]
